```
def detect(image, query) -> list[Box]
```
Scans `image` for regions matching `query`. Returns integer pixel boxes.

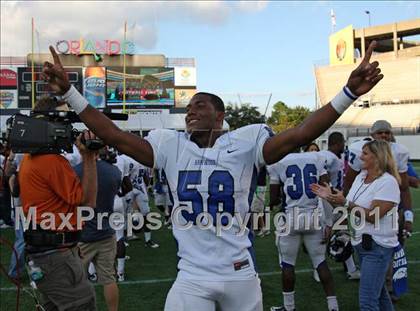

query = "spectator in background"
[0,143,13,228]
[312,140,401,311]
[6,151,25,281]
[304,142,320,152]
[76,146,122,311]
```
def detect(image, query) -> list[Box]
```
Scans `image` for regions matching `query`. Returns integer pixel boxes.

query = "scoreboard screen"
[17,67,83,108]
[106,67,174,109]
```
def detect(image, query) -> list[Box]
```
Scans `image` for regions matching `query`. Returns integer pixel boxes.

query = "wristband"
[404,210,414,223]
[62,85,89,114]
[330,86,358,114]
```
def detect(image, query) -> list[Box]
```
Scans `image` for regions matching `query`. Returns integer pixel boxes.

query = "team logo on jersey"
[227,149,238,154]
[194,158,217,166]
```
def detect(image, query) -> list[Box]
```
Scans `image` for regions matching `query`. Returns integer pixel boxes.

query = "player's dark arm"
[263,42,383,165]
[399,172,414,234]
[42,46,154,167]
[407,163,420,188]
[408,176,419,188]
[400,172,412,209]
[78,106,154,167]
[343,167,359,196]
[120,176,133,196]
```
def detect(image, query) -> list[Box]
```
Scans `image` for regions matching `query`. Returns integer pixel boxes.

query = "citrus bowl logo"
[336,39,347,61]
[181,69,191,79]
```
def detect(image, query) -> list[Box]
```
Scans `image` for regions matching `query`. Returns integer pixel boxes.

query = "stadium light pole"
[365,10,371,27]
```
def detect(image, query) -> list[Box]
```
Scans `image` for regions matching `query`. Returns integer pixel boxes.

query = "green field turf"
[1,165,419,310]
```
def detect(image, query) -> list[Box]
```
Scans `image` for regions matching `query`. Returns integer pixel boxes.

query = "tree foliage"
[224,103,266,130]
[267,101,311,133]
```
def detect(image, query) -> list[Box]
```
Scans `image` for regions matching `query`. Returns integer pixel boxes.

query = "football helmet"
[327,231,353,262]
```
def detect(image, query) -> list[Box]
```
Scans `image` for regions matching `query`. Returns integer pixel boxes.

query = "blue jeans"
[355,241,394,311]
[8,219,25,279]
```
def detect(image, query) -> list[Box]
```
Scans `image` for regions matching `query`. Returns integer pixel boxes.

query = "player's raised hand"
[346,41,384,96]
[42,46,71,95]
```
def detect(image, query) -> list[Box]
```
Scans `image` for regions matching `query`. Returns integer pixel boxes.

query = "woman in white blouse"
[311,140,400,311]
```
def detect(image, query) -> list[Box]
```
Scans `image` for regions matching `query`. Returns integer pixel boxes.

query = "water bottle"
[27,260,44,282]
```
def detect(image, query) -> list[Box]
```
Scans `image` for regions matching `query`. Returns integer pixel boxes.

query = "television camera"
[6,110,128,154]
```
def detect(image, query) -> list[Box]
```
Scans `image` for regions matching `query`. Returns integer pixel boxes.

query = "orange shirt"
[19,154,84,231]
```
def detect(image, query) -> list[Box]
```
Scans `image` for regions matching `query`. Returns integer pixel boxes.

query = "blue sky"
[1,1,419,114]
[151,1,419,112]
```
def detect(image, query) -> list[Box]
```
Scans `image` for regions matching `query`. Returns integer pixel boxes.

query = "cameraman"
[18,97,98,311]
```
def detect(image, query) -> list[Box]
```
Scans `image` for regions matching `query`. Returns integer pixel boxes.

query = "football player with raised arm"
[42,42,382,311]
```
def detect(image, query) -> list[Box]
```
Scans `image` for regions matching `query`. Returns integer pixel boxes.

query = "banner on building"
[0,90,18,109]
[174,67,196,87]
[175,89,197,107]
[83,67,106,108]
[0,67,18,89]
[329,25,354,65]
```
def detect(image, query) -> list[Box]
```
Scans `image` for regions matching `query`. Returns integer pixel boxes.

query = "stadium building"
[0,39,229,135]
[314,18,420,159]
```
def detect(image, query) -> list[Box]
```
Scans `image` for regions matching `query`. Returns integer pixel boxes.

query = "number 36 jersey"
[268,152,327,210]
[145,124,273,281]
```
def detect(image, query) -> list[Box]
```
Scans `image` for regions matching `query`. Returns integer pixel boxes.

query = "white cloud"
[235,1,269,12]
[1,1,268,56]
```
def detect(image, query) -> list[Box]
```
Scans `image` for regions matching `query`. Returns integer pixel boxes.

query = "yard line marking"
[2,261,420,291]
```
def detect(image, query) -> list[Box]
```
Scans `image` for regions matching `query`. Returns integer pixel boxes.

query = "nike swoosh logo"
[227,149,238,154]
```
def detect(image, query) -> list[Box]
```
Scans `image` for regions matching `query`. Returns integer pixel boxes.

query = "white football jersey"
[268,152,327,210]
[348,140,409,173]
[318,150,344,190]
[145,124,273,281]
[115,154,130,177]
[125,156,148,194]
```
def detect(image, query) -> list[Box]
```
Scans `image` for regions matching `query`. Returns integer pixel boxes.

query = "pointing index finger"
[49,45,62,66]
[362,41,376,64]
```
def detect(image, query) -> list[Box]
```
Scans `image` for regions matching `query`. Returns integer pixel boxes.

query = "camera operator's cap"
[371,120,392,134]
